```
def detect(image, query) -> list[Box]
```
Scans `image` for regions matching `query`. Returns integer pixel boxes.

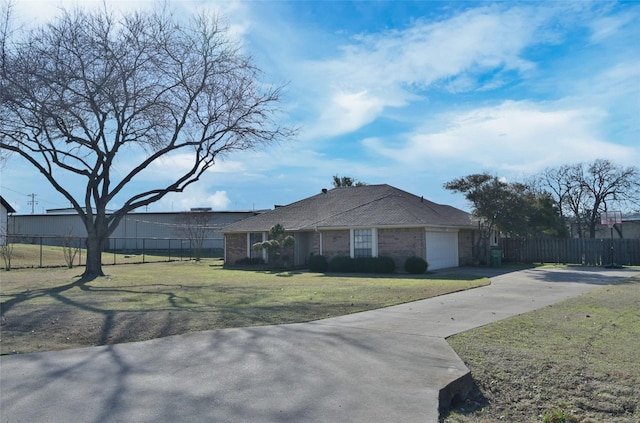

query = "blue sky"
[2,0,639,214]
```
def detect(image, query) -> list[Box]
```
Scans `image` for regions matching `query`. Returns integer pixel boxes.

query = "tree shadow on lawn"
[1,274,201,349]
[1,274,91,317]
[1,272,384,354]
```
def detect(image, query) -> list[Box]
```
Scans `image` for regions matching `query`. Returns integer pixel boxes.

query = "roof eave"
[310,223,475,231]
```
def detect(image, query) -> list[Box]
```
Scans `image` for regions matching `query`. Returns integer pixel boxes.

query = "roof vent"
[322,188,328,194]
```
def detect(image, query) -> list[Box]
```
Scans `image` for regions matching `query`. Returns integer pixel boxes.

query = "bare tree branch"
[0,6,295,277]
[540,160,640,238]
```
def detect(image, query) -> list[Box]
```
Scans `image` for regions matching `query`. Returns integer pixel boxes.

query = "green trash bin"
[490,249,502,268]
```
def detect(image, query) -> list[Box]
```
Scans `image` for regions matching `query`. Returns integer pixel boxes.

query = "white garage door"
[425,231,459,270]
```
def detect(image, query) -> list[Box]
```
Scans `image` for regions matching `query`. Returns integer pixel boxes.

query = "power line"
[0,185,69,209]
[0,186,30,196]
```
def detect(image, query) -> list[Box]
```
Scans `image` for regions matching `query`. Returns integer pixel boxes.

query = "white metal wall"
[8,211,258,250]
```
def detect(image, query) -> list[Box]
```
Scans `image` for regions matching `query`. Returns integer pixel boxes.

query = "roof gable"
[1,196,16,213]
[223,184,473,232]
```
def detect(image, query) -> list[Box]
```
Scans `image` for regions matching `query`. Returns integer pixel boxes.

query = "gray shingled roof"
[223,184,474,232]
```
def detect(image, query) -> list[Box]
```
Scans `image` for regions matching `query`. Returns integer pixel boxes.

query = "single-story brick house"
[223,184,476,270]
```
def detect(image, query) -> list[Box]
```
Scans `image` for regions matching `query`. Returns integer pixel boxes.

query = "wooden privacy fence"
[501,238,640,266]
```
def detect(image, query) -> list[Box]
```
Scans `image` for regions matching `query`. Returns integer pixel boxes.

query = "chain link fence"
[1,235,224,270]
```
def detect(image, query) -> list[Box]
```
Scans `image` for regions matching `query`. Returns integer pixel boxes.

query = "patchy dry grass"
[0,260,489,354]
[443,275,640,423]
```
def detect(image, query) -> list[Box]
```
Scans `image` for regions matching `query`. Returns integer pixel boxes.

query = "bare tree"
[0,230,13,270]
[61,230,81,269]
[173,211,215,262]
[1,6,294,278]
[540,160,640,238]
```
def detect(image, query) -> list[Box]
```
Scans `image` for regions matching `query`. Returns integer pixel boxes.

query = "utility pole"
[28,193,38,214]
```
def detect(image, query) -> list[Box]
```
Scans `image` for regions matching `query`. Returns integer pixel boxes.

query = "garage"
[425,230,459,270]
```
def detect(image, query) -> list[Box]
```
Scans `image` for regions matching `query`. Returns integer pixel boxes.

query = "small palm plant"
[252,224,295,268]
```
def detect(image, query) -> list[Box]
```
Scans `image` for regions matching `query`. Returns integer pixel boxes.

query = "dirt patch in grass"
[443,275,640,423]
[0,260,489,355]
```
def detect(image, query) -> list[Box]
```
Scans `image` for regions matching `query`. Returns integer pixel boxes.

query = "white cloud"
[313,91,386,137]
[136,153,247,182]
[363,100,638,175]
[157,188,230,211]
[205,190,231,209]
[588,12,637,43]
[299,4,565,138]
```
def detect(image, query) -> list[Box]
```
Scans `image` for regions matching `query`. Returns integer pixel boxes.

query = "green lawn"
[0,260,489,354]
[444,274,640,423]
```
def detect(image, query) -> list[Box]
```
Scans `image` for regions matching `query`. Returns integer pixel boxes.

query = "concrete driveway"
[1,266,637,422]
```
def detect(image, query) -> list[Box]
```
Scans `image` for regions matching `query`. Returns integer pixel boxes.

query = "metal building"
[8,208,263,254]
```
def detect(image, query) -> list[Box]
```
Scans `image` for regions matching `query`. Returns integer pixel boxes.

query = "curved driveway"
[1,266,637,422]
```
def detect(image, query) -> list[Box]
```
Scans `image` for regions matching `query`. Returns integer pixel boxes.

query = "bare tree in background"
[174,211,215,262]
[0,5,294,278]
[0,230,14,270]
[540,160,639,238]
[61,229,81,269]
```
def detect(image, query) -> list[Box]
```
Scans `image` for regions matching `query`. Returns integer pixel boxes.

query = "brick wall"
[225,233,247,264]
[458,229,474,266]
[228,228,475,269]
[378,227,426,270]
[320,229,350,261]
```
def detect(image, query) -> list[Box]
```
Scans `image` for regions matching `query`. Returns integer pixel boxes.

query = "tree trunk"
[84,235,105,279]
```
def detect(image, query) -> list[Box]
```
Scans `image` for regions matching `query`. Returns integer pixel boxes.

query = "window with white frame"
[249,232,264,258]
[353,228,373,258]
